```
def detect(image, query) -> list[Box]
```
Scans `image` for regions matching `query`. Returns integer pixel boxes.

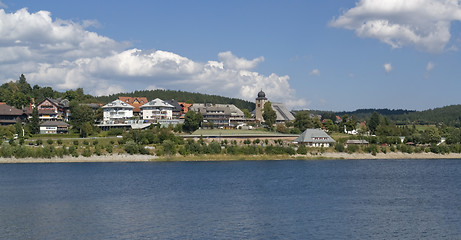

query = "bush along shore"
[2,127,461,162]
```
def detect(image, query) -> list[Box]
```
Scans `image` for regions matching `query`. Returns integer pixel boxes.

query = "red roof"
[118,97,148,113]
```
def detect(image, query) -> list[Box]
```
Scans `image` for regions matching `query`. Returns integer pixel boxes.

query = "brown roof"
[0,104,25,116]
[118,97,148,113]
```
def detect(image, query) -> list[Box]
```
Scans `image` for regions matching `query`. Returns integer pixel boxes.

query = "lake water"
[0,159,460,239]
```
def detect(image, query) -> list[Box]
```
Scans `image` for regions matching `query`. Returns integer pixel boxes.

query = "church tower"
[255,90,267,122]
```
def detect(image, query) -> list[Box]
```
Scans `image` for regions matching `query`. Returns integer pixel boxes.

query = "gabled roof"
[140,98,174,109]
[294,129,335,143]
[272,102,295,121]
[102,99,135,109]
[118,97,148,112]
[38,97,69,108]
[0,104,25,116]
[190,103,244,117]
[165,99,182,112]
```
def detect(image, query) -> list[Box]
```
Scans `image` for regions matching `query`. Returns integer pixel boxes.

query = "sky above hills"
[0,0,460,111]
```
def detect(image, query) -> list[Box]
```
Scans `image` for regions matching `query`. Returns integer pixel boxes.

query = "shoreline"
[1,152,461,163]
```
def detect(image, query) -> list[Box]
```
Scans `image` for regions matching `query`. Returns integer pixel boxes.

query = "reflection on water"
[0,160,460,239]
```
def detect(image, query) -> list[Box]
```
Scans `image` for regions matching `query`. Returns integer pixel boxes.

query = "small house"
[294,129,335,147]
[40,121,69,134]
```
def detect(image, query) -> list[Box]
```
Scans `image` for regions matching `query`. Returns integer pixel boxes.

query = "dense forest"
[308,106,461,127]
[94,89,256,112]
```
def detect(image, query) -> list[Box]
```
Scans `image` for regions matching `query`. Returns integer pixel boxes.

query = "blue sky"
[1,0,461,111]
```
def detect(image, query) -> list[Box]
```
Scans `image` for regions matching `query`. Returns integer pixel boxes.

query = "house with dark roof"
[165,100,182,119]
[118,97,148,116]
[0,103,29,125]
[294,129,335,147]
[190,103,245,128]
[36,98,70,121]
[39,121,70,134]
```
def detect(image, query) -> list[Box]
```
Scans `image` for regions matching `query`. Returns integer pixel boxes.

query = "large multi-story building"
[190,103,245,128]
[102,99,134,124]
[140,98,174,121]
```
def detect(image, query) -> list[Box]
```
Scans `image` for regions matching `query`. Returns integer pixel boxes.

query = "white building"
[294,129,335,147]
[102,99,134,124]
[140,98,174,121]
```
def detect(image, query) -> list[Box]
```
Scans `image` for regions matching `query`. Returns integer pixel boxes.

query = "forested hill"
[335,108,415,120]
[309,105,461,127]
[95,89,256,111]
[392,105,461,126]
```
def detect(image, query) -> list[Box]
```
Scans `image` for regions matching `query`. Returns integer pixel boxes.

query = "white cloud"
[309,69,320,76]
[0,8,307,109]
[426,61,435,71]
[218,51,264,70]
[330,0,461,53]
[383,63,392,74]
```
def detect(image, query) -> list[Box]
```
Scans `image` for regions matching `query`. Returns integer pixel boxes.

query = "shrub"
[335,143,345,152]
[57,139,63,145]
[93,140,99,146]
[83,140,89,145]
[82,147,92,157]
[346,144,359,153]
[36,139,43,146]
[105,144,113,154]
[47,139,53,145]
[297,145,308,155]
[124,141,139,155]
[73,140,79,146]
[162,140,177,155]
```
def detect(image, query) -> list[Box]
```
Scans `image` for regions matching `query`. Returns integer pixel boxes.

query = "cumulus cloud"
[0,8,306,109]
[330,0,461,53]
[383,63,392,74]
[309,69,320,76]
[218,51,264,70]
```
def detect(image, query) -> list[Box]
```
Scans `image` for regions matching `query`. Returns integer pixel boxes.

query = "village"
[0,76,459,160]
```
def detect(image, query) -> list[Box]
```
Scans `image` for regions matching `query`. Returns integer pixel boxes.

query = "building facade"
[36,98,70,121]
[140,98,174,121]
[294,129,335,147]
[190,103,245,128]
[102,99,134,124]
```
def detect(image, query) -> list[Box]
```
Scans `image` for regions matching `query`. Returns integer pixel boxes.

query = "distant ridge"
[308,105,461,127]
[94,89,256,111]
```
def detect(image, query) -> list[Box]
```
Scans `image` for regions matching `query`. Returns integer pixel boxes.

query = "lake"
[0,159,460,239]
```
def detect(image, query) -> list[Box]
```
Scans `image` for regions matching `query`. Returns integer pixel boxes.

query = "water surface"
[0,159,460,239]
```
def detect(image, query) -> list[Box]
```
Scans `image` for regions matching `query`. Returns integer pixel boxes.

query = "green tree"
[242,109,252,118]
[183,111,203,133]
[368,112,380,135]
[70,101,94,137]
[293,111,313,132]
[262,101,277,128]
[29,107,40,134]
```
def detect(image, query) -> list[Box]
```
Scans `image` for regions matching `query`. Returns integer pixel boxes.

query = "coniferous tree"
[29,107,40,134]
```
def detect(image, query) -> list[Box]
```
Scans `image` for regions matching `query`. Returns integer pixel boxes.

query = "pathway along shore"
[1,152,461,163]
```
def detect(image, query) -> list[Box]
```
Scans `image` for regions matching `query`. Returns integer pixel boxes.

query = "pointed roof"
[118,97,148,113]
[294,129,335,144]
[102,99,134,109]
[140,98,174,109]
